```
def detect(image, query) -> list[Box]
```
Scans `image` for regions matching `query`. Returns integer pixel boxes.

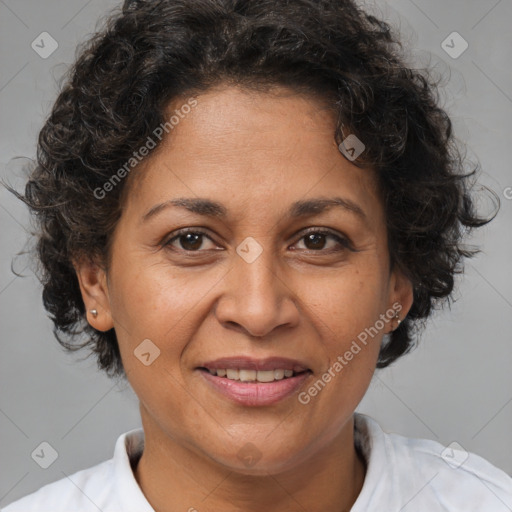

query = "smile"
[197,365,312,406]
[203,368,299,382]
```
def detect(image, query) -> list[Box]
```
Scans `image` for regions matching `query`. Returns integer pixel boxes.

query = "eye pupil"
[167,230,346,254]
[305,233,326,250]
[181,233,202,251]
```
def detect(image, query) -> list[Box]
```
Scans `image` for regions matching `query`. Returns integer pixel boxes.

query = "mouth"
[198,367,308,382]
[196,356,312,406]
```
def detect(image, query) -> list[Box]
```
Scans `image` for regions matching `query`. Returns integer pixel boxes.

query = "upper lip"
[198,356,310,373]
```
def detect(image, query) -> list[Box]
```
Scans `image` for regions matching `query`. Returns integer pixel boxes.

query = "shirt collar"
[110,414,395,511]
[351,412,400,511]
[110,427,154,512]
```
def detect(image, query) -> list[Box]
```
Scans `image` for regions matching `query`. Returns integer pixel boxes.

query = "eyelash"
[162,227,354,254]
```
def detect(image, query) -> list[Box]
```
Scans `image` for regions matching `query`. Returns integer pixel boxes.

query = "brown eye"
[163,229,216,252]
[293,229,353,252]
[304,232,328,250]
[177,233,204,251]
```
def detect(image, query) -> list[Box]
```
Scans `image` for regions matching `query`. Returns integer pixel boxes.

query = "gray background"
[1,0,511,506]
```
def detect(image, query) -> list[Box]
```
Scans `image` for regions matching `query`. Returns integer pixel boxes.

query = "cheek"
[110,256,204,337]
[296,261,387,402]
[297,273,383,430]
[109,259,208,423]
[109,254,230,380]
[304,263,389,343]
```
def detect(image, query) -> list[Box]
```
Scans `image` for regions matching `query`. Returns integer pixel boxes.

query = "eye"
[162,228,353,253]
[292,229,353,252]
[163,229,218,252]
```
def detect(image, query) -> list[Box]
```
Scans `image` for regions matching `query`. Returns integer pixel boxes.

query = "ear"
[387,266,414,332]
[73,258,114,332]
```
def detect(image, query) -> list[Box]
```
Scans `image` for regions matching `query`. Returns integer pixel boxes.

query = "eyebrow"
[141,196,367,223]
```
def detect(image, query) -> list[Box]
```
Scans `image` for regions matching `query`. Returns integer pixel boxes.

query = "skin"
[75,85,413,512]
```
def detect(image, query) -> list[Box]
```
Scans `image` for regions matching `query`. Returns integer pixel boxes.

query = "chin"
[207,441,307,477]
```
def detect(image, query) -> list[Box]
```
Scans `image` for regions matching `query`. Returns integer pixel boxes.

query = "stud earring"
[393,311,401,331]
[90,309,98,318]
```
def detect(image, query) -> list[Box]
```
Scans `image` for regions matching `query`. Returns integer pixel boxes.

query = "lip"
[198,368,312,406]
[198,356,310,373]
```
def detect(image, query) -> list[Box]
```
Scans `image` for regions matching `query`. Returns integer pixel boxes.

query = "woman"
[4,0,512,510]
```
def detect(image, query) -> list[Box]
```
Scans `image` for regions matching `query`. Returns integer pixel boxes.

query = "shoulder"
[353,413,512,511]
[2,459,114,512]
[390,429,512,510]
[2,428,147,512]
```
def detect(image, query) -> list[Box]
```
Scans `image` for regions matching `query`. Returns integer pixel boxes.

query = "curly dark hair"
[8,0,497,378]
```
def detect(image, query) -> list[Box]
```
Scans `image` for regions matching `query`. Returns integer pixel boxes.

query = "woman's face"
[79,85,412,474]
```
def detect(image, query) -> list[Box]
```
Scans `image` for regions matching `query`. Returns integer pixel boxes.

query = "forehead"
[123,85,382,224]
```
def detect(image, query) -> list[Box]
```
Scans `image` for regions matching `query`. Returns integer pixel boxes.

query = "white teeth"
[210,368,301,382]
[274,369,285,380]
[256,370,275,382]
[239,369,257,382]
[226,369,239,380]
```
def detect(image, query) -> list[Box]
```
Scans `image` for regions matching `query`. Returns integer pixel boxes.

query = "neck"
[134,411,366,512]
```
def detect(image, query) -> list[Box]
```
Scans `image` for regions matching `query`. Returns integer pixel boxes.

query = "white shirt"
[3,413,512,511]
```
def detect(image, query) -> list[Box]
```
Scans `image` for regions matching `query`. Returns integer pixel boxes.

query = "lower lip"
[198,369,311,406]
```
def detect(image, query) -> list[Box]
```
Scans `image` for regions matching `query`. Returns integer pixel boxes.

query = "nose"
[213,244,301,338]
